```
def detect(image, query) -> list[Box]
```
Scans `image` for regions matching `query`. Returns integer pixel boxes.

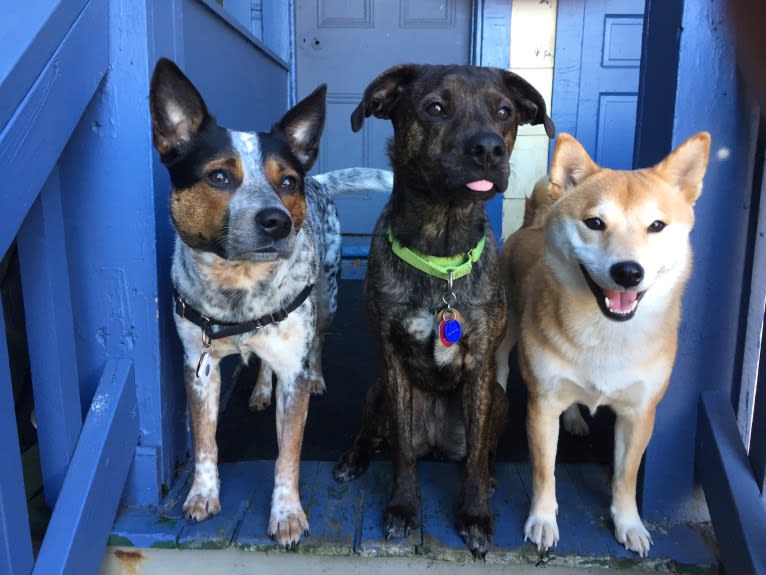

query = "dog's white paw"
[613,512,653,557]
[523,513,559,551]
[269,502,309,549]
[562,404,590,436]
[183,492,221,523]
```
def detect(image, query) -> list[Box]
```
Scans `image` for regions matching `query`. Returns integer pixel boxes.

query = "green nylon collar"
[386,225,486,281]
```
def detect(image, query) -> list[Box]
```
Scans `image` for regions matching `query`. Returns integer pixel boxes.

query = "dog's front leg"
[183,362,223,522]
[383,354,420,540]
[611,403,656,556]
[524,390,562,551]
[269,375,311,549]
[458,366,496,559]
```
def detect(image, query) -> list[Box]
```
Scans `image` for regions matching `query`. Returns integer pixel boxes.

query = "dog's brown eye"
[648,220,666,233]
[496,107,511,121]
[280,175,298,191]
[206,169,232,188]
[426,102,446,118]
[583,217,606,231]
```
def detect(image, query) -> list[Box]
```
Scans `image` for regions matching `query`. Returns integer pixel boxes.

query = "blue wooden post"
[697,391,766,574]
[33,359,138,575]
[0,304,34,575]
[472,0,512,242]
[17,167,83,508]
[635,0,759,519]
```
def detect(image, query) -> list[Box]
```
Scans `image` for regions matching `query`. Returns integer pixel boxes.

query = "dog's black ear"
[549,133,599,199]
[351,64,421,132]
[149,58,210,159]
[277,84,327,171]
[502,71,555,139]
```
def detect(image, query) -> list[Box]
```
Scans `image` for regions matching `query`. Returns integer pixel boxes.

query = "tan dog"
[495,132,711,556]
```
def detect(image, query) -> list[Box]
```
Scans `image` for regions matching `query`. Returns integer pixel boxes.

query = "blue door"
[552,0,645,169]
[295,0,473,257]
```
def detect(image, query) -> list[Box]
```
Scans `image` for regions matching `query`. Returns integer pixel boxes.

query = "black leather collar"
[173,284,314,340]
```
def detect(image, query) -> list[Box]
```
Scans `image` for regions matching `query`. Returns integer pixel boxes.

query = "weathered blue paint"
[262,0,293,67]
[751,350,766,493]
[33,359,138,575]
[0,0,108,256]
[696,391,766,575]
[632,0,682,168]
[0,304,34,575]
[0,0,88,132]
[551,0,644,169]
[16,167,83,508]
[636,0,759,521]
[472,0,511,242]
[177,462,259,549]
[109,461,718,569]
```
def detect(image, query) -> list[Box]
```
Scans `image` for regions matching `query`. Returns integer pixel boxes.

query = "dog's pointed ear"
[149,58,210,159]
[548,133,599,199]
[351,64,421,132]
[502,71,555,139]
[653,132,711,205]
[277,84,327,171]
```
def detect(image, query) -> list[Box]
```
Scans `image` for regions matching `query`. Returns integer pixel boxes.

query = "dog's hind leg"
[248,360,274,411]
[611,403,656,557]
[306,334,327,397]
[495,315,518,390]
[333,377,386,482]
[561,403,590,436]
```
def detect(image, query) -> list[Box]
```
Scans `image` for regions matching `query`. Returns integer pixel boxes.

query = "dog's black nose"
[610,261,644,288]
[256,208,292,240]
[465,132,506,167]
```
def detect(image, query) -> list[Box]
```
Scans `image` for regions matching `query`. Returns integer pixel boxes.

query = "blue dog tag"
[439,318,462,346]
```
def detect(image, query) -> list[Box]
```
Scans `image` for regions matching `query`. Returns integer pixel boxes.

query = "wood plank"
[417,461,464,557]
[177,462,261,549]
[296,461,363,554]
[0,0,108,255]
[228,459,277,549]
[17,166,82,508]
[109,463,192,549]
[33,359,138,575]
[356,461,420,556]
[489,462,531,557]
[0,304,34,574]
[696,390,766,575]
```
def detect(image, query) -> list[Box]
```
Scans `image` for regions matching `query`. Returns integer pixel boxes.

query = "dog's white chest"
[529,325,672,411]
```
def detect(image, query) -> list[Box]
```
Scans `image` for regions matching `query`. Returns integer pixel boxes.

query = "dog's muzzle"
[579,262,646,322]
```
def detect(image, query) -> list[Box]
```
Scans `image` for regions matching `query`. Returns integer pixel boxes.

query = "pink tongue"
[466,180,493,192]
[604,290,638,314]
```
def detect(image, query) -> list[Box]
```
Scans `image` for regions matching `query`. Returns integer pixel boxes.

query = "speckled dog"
[333,64,555,558]
[149,58,391,549]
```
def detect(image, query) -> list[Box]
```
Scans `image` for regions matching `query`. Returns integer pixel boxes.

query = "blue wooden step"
[110,460,718,572]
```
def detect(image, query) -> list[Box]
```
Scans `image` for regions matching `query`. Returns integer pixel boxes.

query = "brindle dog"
[333,64,555,558]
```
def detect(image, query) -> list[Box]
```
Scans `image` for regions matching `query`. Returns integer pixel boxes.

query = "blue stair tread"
[110,460,717,571]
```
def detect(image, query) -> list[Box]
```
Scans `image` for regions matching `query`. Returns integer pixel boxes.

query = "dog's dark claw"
[457,513,494,559]
[383,502,420,540]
